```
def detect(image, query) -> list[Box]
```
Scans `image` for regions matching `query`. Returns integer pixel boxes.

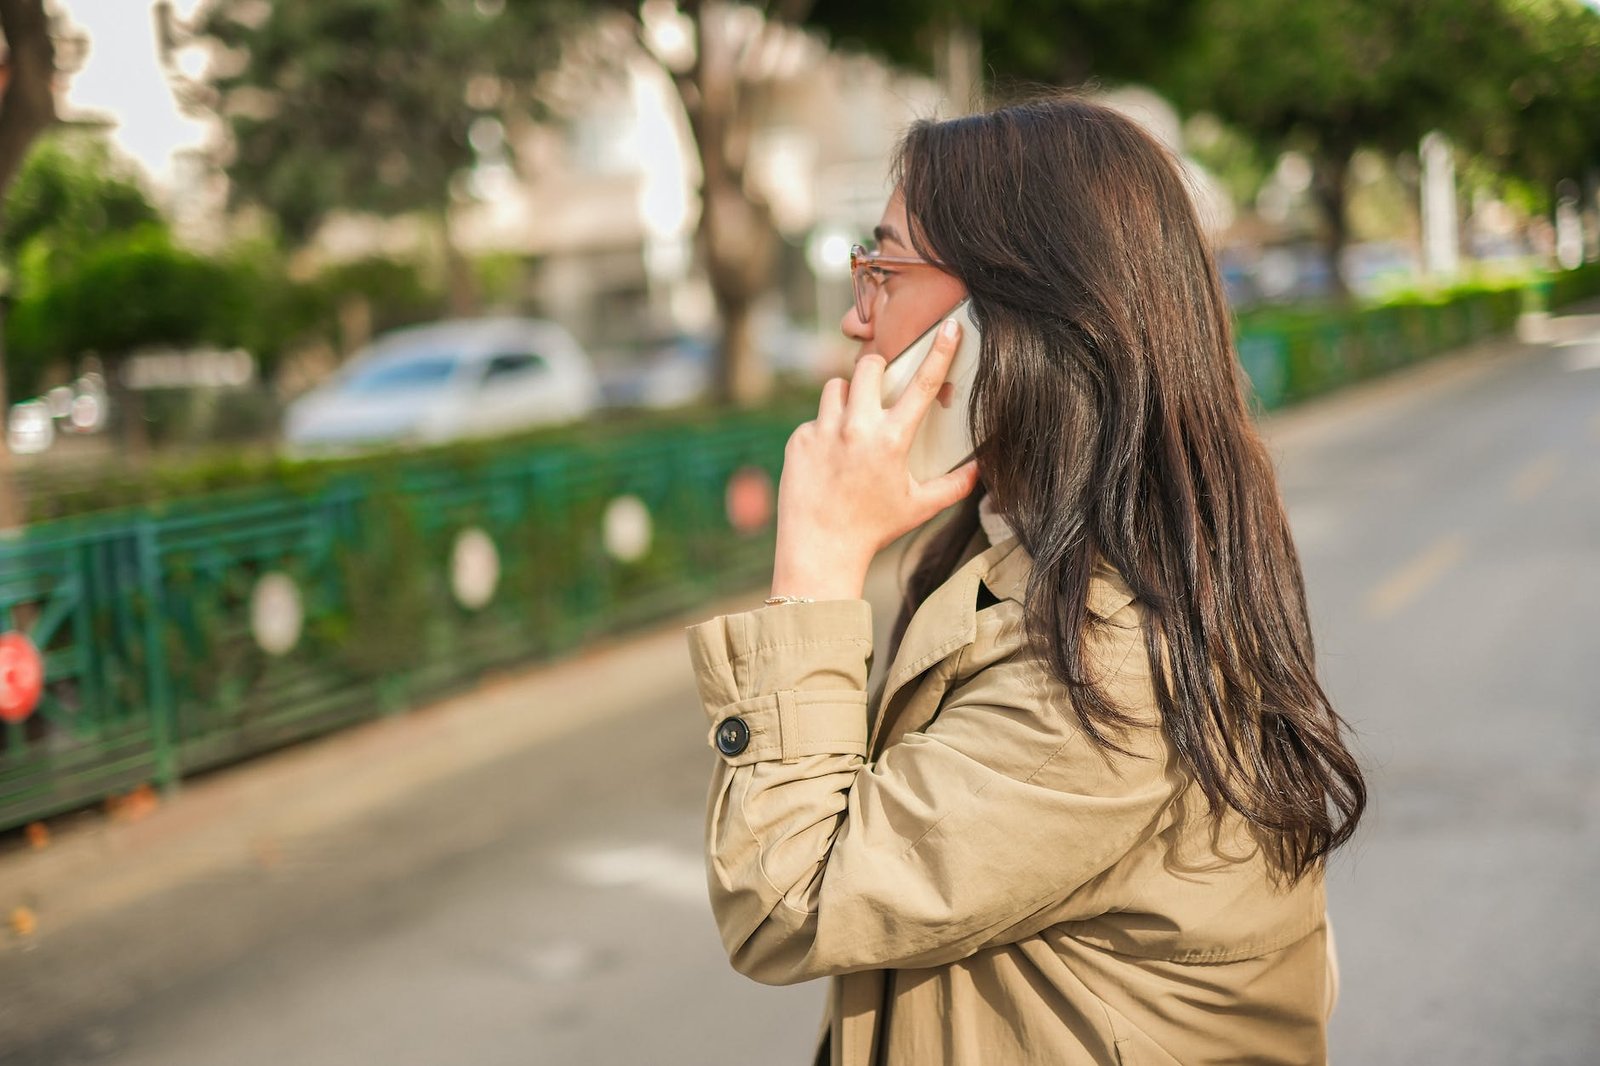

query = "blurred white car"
[597,318,841,410]
[285,317,600,451]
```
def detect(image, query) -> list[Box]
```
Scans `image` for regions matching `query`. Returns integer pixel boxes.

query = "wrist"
[770,552,870,602]
[768,573,868,601]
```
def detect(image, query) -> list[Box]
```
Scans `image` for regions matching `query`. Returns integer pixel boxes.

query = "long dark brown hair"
[886,94,1364,881]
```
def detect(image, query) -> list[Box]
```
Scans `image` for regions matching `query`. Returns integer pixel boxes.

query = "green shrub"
[1234,278,1541,411]
[1545,262,1600,308]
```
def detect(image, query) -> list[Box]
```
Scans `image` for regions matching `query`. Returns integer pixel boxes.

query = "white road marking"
[1365,534,1467,619]
[1560,343,1600,371]
[519,941,601,982]
[1508,452,1562,503]
[564,843,707,905]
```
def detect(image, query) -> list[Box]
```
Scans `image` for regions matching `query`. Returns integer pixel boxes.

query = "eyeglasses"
[849,243,943,324]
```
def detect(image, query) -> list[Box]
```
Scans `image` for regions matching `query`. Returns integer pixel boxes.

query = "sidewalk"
[0,317,1568,951]
[0,543,912,950]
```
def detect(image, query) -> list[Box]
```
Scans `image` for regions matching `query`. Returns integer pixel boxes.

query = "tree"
[806,0,1205,99]
[174,0,579,314]
[1159,0,1559,299]
[0,0,86,530]
[5,225,248,453]
[1464,0,1600,202]
[2,130,159,271]
[612,0,1204,407]
[1,131,162,403]
[0,0,57,199]
[630,0,797,406]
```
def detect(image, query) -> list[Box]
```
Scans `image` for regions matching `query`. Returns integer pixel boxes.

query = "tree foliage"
[1163,0,1545,160]
[1154,0,1596,295]
[1,133,164,397]
[1,132,161,278]
[807,0,1204,92]
[6,227,236,367]
[194,0,579,243]
[1468,0,1600,197]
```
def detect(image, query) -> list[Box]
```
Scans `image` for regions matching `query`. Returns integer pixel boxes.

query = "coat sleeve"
[686,598,1178,986]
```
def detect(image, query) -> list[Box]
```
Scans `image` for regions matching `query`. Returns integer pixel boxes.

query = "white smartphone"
[879,298,982,482]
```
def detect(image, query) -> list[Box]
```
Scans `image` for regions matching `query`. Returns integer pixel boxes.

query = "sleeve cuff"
[685,599,873,712]
[703,688,869,766]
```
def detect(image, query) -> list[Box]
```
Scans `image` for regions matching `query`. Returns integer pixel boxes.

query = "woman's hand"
[769,317,982,602]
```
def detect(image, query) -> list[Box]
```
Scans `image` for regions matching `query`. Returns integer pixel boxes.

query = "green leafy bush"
[1234,274,1546,409]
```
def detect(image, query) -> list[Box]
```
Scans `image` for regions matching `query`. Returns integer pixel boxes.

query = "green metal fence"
[0,414,794,829]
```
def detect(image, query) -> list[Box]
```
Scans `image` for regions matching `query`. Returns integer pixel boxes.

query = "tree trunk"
[1310,148,1353,303]
[677,0,781,408]
[718,293,769,407]
[0,0,58,531]
[337,293,373,356]
[933,16,983,116]
[116,374,151,460]
[438,207,477,317]
[1392,148,1422,250]
[0,302,22,530]
[0,0,56,195]
[699,180,776,405]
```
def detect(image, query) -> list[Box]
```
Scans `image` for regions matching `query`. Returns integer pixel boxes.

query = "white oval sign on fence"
[451,527,501,611]
[603,496,652,563]
[250,572,304,657]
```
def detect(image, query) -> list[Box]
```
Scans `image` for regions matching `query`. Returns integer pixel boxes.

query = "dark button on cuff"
[715,716,750,756]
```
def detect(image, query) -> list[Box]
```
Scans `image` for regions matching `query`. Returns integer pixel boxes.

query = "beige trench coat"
[686,533,1336,1065]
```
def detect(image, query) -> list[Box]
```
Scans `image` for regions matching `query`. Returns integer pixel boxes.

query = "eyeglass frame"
[849,242,946,324]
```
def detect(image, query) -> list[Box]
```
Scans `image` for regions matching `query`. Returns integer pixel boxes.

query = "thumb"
[915,459,981,514]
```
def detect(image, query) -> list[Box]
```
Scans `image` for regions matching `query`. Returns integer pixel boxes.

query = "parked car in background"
[597,332,715,410]
[284,317,600,452]
[1343,240,1421,299]
[596,317,841,411]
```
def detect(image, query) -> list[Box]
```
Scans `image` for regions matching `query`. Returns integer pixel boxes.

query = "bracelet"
[764,595,815,607]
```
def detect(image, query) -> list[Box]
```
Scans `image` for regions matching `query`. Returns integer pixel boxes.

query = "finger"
[844,353,887,426]
[816,376,848,432]
[913,458,981,514]
[890,317,963,431]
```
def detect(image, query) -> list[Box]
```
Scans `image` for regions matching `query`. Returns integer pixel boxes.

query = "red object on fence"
[726,467,774,534]
[0,633,44,724]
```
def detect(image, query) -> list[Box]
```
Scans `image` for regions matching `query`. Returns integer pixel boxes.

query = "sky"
[61,0,209,185]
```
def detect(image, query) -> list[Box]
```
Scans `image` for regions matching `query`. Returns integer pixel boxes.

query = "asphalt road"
[1266,313,1600,1063]
[3,312,1598,1065]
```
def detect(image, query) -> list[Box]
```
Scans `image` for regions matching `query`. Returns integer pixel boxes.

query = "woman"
[686,95,1365,1066]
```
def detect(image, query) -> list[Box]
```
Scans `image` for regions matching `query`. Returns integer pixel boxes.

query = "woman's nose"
[840,305,871,342]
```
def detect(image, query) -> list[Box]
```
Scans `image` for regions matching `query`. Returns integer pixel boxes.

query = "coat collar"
[880,534,1137,709]
[876,531,1139,713]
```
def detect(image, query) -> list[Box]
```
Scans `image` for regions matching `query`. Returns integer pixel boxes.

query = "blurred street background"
[0,1,1598,1063]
